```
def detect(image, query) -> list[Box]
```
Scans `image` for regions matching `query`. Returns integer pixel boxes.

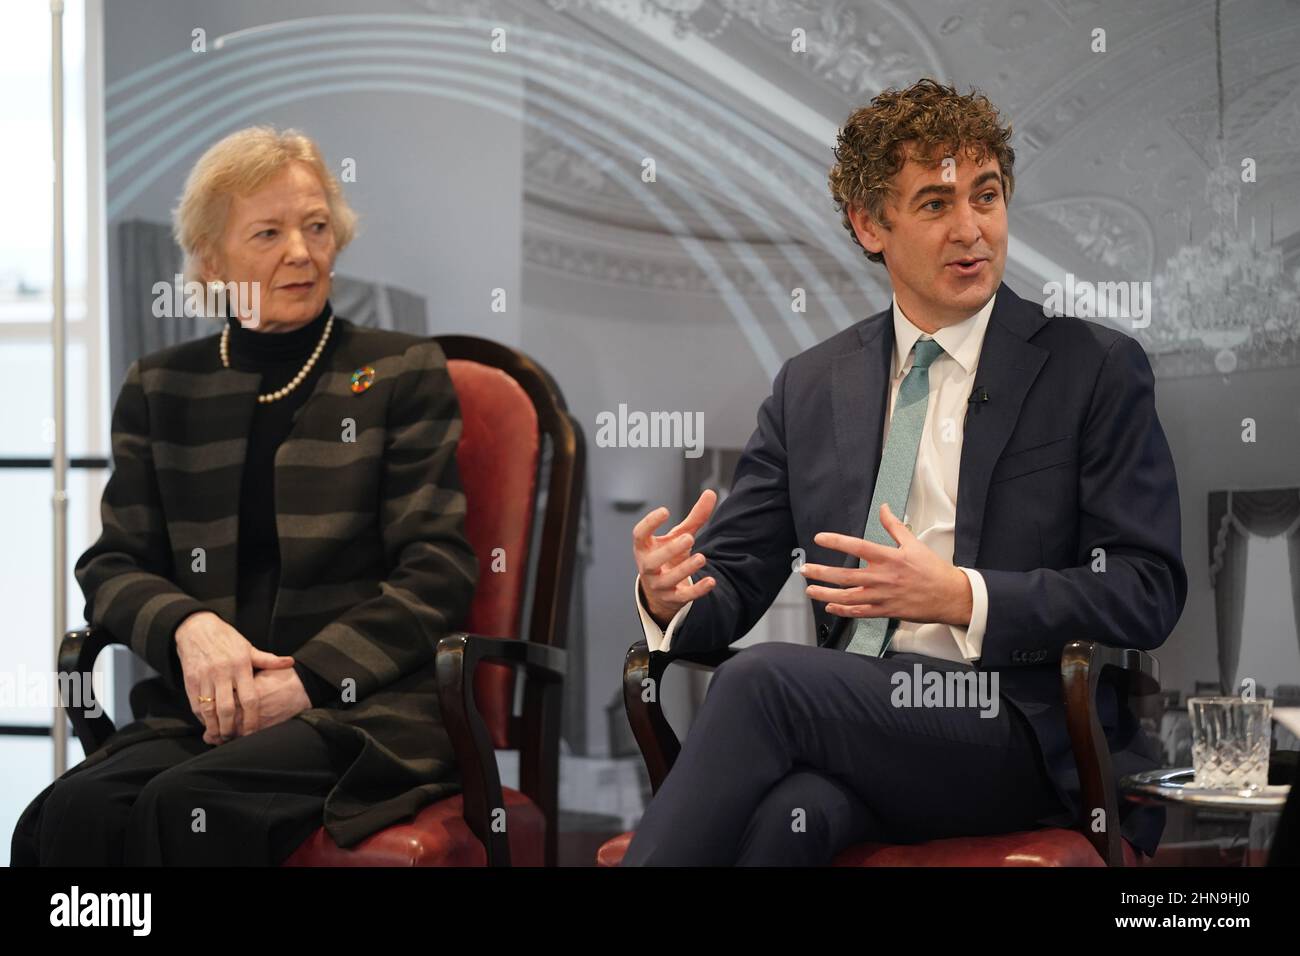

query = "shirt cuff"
[950,567,989,662]
[634,573,693,654]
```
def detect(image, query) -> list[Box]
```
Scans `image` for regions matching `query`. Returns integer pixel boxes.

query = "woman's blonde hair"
[172,126,358,284]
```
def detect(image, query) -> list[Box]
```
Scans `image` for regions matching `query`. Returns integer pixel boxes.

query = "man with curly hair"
[623,78,1185,865]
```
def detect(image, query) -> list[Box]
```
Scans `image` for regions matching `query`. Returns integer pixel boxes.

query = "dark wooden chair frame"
[620,638,1159,867]
[58,333,585,867]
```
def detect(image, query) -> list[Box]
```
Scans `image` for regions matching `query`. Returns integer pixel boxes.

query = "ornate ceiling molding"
[1020,196,1155,276]
[543,0,944,99]
[524,202,864,299]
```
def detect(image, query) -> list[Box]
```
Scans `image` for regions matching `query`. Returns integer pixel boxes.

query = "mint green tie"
[844,337,945,656]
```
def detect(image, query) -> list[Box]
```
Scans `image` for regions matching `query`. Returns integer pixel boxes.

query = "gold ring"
[197,695,214,704]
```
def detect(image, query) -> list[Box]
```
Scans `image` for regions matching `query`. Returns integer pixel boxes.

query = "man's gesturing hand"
[633,489,718,630]
[799,503,973,628]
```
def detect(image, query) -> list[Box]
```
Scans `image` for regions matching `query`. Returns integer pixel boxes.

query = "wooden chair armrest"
[1061,639,1160,867]
[451,633,566,681]
[435,632,567,866]
[621,641,738,793]
[58,625,123,755]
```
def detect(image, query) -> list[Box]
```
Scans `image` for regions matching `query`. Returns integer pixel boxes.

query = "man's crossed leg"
[622,642,1067,865]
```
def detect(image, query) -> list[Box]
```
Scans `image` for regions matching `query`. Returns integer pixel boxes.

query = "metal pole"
[51,0,68,777]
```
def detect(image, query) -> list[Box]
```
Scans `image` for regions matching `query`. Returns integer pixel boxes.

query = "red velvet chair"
[60,334,584,867]
[597,640,1156,867]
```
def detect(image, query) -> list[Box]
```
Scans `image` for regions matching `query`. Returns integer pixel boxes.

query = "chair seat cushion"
[835,828,1141,866]
[284,787,545,866]
[597,828,1140,867]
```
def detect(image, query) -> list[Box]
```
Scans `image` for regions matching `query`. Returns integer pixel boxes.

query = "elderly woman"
[10,126,478,866]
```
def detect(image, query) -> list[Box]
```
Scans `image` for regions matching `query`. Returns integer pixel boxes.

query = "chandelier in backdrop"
[1147,0,1300,375]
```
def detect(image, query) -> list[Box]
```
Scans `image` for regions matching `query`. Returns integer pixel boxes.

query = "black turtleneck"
[223,301,338,708]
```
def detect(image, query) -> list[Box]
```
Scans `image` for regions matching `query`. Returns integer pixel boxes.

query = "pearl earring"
[329,270,336,277]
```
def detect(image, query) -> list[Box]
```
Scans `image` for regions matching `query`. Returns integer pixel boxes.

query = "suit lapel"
[952,285,1049,566]
[831,306,893,544]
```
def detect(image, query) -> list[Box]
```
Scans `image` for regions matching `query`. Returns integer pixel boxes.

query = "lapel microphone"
[967,385,990,407]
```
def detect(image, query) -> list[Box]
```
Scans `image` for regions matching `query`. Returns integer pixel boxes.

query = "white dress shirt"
[635,291,996,662]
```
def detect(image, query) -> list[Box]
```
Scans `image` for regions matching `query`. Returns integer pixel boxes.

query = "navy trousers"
[10,717,338,866]
[621,642,1070,866]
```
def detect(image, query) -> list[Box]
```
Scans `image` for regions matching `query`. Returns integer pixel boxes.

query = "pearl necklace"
[220,314,335,404]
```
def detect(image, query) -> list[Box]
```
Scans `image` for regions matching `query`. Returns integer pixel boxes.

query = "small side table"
[1121,768,1291,865]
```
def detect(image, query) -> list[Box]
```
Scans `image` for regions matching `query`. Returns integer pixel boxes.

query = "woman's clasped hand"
[174,611,310,744]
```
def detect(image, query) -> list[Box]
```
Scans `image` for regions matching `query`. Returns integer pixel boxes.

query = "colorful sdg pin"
[350,365,376,394]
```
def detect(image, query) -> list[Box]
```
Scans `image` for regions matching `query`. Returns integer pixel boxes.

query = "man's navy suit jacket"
[665,280,1187,857]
